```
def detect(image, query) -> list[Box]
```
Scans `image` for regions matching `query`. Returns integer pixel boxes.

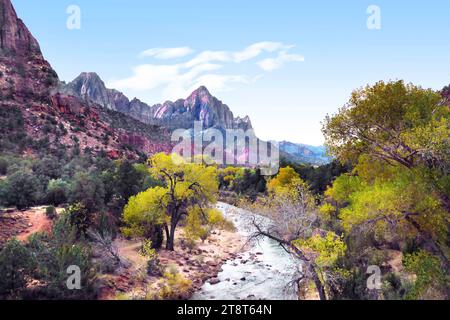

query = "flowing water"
[191,202,299,300]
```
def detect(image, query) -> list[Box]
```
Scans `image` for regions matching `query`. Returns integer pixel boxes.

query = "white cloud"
[257,51,305,72]
[184,41,289,67]
[233,41,287,62]
[185,51,231,68]
[108,64,182,91]
[109,41,304,101]
[139,47,194,59]
[188,74,256,94]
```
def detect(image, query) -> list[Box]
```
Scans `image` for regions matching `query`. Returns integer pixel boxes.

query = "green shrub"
[4,170,40,209]
[45,206,57,220]
[0,239,36,298]
[66,203,91,239]
[25,212,98,300]
[46,179,70,206]
[403,250,446,299]
[140,240,163,276]
[156,270,192,300]
[27,226,97,300]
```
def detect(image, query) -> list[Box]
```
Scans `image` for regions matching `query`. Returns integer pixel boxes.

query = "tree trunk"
[310,264,327,300]
[164,224,172,251]
[166,234,174,251]
[145,224,164,249]
[165,222,177,251]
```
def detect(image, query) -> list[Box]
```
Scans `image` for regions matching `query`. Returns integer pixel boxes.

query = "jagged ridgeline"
[59,73,253,131]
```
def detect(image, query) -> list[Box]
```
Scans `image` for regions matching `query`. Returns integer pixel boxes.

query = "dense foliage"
[0,151,155,215]
[319,81,449,299]
[0,210,97,299]
[122,153,220,251]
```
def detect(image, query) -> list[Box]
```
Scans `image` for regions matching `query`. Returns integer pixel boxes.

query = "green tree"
[322,80,449,172]
[267,166,301,194]
[123,153,218,251]
[69,171,105,212]
[66,203,91,239]
[5,170,40,209]
[46,179,70,206]
[321,80,450,299]
[115,160,143,205]
[32,156,61,180]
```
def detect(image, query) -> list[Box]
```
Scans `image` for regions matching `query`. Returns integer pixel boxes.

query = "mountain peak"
[188,86,212,99]
[0,0,41,56]
[195,85,210,92]
[74,72,105,85]
[79,71,101,78]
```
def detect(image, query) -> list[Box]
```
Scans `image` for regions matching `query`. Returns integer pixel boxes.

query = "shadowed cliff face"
[442,85,450,102]
[0,0,58,101]
[0,0,41,56]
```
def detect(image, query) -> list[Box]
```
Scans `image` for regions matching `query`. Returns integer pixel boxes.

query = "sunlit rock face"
[62,73,253,131]
[154,86,251,130]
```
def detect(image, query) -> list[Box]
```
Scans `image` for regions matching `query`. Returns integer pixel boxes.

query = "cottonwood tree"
[123,153,218,251]
[323,80,449,173]
[322,81,449,297]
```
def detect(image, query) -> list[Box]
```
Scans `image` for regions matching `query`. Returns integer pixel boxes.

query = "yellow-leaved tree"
[123,153,218,251]
[321,80,449,299]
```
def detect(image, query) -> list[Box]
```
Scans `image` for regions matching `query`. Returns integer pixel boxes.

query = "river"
[191,202,300,300]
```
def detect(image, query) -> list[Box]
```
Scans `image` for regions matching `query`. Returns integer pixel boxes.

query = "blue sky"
[13,0,450,145]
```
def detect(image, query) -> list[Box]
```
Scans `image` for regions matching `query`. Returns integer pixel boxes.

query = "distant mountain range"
[279,141,330,165]
[59,73,252,131]
[58,73,331,165]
